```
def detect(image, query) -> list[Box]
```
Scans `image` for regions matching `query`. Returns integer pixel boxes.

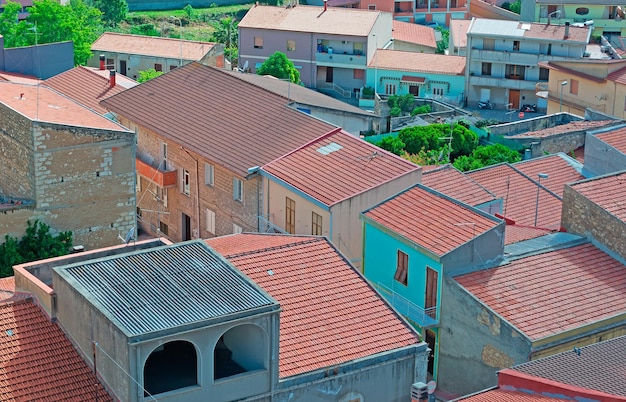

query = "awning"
[401,75,426,84]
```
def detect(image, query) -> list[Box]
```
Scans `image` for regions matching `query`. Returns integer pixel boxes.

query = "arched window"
[214,324,266,380]
[144,340,197,396]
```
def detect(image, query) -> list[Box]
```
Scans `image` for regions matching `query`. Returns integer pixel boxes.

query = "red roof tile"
[507,120,615,139]
[595,125,626,154]
[0,277,14,302]
[504,225,555,245]
[467,164,562,229]
[455,242,626,340]
[458,389,565,401]
[450,19,470,49]
[364,185,501,256]
[44,66,126,114]
[91,32,216,60]
[607,65,626,85]
[369,49,466,75]
[101,62,336,177]
[0,299,113,401]
[206,233,316,255]
[422,164,496,206]
[569,171,626,223]
[513,154,584,198]
[392,20,437,48]
[262,129,420,206]
[206,234,420,378]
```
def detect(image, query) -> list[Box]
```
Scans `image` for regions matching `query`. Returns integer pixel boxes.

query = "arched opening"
[214,324,266,380]
[144,340,197,396]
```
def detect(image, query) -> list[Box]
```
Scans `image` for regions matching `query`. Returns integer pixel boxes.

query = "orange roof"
[422,164,496,206]
[262,129,420,206]
[369,49,466,75]
[513,154,584,198]
[504,224,555,245]
[0,277,15,302]
[455,242,626,340]
[101,62,336,177]
[392,20,437,48]
[569,171,626,223]
[206,234,420,378]
[449,19,470,49]
[0,299,113,401]
[595,125,626,154]
[467,164,562,229]
[363,185,501,256]
[607,64,626,85]
[0,82,130,131]
[239,4,380,36]
[44,66,126,114]
[458,389,565,401]
[92,32,216,61]
[0,71,40,84]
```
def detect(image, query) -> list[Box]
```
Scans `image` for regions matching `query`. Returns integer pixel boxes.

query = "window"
[170,65,177,71]
[204,163,214,186]
[394,250,408,286]
[385,83,397,95]
[159,221,169,236]
[254,36,263,49]
[353,69,364,79]
[570,79,579,95]
[368,4,376,10]
[312,212,322,235]
[206,209,216,234]
[575,7,589,15]
[183,170,190,196]
[481,62,492,76]
[158,187,168,207]
[433,87,444,96]
[287,40,296,51]
[483,38,494,50]
[144,341,197,396]
[136,174,142,192]
[106,58,114,69]
[233,223,243,234]
[513,40,520,51]
[154,63,162,72]
[539,67,549,81]
[233,178,243,202]
[286,197,295,234]
[506,64,525,80]
[162,142,168,170]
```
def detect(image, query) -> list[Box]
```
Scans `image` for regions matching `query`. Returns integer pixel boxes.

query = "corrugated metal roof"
[55,241,277,337]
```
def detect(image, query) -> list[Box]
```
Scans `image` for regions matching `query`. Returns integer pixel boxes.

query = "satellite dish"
[124,226,135,244]
[243,60,249,72]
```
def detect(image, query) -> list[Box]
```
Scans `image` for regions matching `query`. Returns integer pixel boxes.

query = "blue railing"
[375,282,439,327]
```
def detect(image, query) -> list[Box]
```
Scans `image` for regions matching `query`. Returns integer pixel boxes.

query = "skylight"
[316,142,343,155]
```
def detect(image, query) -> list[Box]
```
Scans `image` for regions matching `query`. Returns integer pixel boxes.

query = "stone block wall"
[0,103,36,199]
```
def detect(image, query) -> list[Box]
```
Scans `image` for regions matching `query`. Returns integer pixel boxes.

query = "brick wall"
[561,184,626,261]
[128,117,260,242]
[0,103,36,199]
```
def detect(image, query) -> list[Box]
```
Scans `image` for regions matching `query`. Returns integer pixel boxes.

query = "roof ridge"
[224,237,325,259]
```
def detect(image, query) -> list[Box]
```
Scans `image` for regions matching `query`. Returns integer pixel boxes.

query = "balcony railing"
[317,82,352,98]
[374,282,439,328]
[258,215,288,234]
[136,157,177,188]
[315,52,367,67]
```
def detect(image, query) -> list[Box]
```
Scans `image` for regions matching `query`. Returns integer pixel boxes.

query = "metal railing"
[257,215,288,234]
[316,82,352,98]
[375,282,439,327]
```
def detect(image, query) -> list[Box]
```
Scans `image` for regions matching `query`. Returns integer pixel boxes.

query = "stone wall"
[0,103,36,199]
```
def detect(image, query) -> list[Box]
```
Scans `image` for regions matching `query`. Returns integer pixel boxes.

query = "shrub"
[377,136,405,155]
[362,87,375,99]
[389,106,402,117]
[411,104,431,116]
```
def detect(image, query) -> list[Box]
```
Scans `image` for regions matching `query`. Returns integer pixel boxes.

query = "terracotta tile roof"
[607,65,626,85]
[523,22,590,43]
[392,20,437,48]
[369,49,466,75]
[422,164,496,206]
[455,242,626,340]
[568,171,626,223]
[466,164,562,229]
[507,120,616,138]
[205,232,316,255]
[0,82,131,131]
[239,4,380,36]
[511,336,626,397]
[0,277,15,302]
[539,61,606,83]
[513,154,584,197]
[91,32,216,60]
[101,62,336,176]
[450,19,470,49]
[0,71,40,84]
[595,125,626,153]
[0,299,113,401]
[573,146,584,162]
[469,19,590,43]
[44,66,126,114]
[85,67,138,88]
[363,184,501,256]
[262,129,420,206]
[458,389,565,401]
[206,234,420,378]
[504,224,555,245]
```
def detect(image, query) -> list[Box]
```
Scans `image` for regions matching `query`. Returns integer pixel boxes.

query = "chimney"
[109,69,116,88]
[99,54,105,70]
[324,0,327,11]
[564,21,570,39]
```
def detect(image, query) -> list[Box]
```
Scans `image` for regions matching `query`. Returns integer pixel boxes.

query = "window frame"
[162,142,168,170]
[254,36,263,49]
[312,212,323,236]
[570,79,579,95]
[206,208,216,235]
[513,40,520,51]
[233,178,243,202]
[394,250,408,286]
[287,39,296,52]
[205,162,214,187]
[183,170,190,196]
[286,197,296,234]
[154,63,163,72]
[481,62,492,76]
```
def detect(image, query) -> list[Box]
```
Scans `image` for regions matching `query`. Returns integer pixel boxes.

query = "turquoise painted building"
[366,49,466,104]
[361,183,504,380]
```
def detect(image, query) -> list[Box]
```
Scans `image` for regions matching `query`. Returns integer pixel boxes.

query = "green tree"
[509,0,521,13]
[257,51,300,83]
[211,17,238,61]
[90,0,128,26]
[376,136,405,156]
[138,68,164,82]
[435,26,449,54]
[453,143,522,172]
[183,4,194,19]
[0,220,72,277]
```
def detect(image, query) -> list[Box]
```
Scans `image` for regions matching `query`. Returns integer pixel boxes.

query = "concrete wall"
[584,126,626,176]
[440,222,505,275]
[127,116,261,242]
[487,112,582,136]
[392,40,437,54]
[291,102,374,135]
[561,177,626,261]
[438,276,531,395]
[2,41,73,79]
[471,0,525,21]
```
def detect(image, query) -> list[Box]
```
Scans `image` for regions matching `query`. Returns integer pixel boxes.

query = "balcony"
[469,75,538,91]
[315,51,367,68]
[470,48,541,65]
[136,158,177,188]
[258,215,288,234]
[374,282,439,328]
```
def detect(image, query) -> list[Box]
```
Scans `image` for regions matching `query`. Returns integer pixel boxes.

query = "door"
[182,213,191,241]
[409,85,420,96]
[426,329,436,376]
[119,60,127,76]
[479,88,491,102]
[425,267,438,319]
[509,89,521,110]
[326,67,334,83]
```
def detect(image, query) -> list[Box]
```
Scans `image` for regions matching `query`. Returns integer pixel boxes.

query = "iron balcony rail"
[375,282,439,328]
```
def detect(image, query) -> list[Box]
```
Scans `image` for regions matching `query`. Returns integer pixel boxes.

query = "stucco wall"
[438,276,531,395]
[583,128,626,176]
[292,102,374,135]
